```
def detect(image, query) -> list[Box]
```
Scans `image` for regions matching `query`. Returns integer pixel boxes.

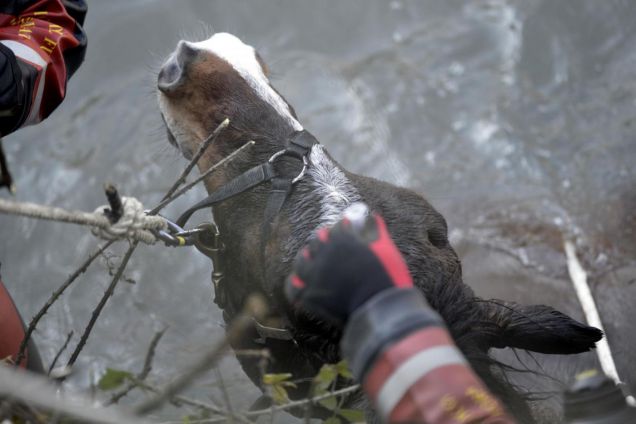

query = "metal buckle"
[191,222,223,261]
[268,149,308,184]
[190,222,227,308]
[146,212,204,247]
[253,318,294,343]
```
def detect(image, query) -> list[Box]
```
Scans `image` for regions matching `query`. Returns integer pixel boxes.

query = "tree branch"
[66,241,138,368]
[107,328,166,405]
[160,119,229,202]
[47,330,74,376]
[0,364,151,424]
[149,140,254,215]
[134,312,254,415]
[16,242,114,367]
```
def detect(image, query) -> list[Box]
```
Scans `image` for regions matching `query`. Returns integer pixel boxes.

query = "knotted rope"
[0,196,166,244]
[92,196,165,244]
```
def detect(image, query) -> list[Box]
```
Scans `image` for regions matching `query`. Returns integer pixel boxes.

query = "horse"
[156,32,602,422]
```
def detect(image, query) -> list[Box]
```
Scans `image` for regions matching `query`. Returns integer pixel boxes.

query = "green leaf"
[262,373,293,385]
[324,416,341,424]
[97,368,132,390]
[314,364,338,391]
[339,408,366,423]
[181,416,191,424]
[271,384,290,405]
[280,381,298,389]
[318,394,338,411]
[335,360,353,379]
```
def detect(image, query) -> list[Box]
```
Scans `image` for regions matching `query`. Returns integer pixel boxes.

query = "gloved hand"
[285,202,413,325]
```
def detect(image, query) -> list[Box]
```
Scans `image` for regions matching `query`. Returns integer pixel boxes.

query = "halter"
[174,130,316,229]
[158,130,318,341]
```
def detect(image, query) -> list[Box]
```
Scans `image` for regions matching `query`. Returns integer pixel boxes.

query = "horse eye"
[427,227,448,248]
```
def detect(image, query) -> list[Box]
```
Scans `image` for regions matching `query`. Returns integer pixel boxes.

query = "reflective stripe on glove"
[285,202,413,325]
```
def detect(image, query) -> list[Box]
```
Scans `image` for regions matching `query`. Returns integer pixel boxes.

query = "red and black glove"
[286,203,413,325]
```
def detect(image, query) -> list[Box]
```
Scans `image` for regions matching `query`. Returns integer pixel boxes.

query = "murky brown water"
[1,0,635,421]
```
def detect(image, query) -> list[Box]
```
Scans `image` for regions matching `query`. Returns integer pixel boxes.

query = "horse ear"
[482,301,603,354]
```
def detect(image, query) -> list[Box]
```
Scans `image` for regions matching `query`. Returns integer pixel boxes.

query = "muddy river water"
[1,0,635,421]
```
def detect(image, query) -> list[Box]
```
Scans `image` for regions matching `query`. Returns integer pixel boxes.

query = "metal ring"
[292,155,309,184]
[268,149,287,163]
[268,150,309,184]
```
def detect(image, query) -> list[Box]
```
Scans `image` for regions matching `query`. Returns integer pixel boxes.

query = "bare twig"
[161,118,230,202]
[233,349,270,359]
[67,241,139,368]
[246,384,360,420]
[127,377,225,415]
[138,329,166,381]
[16,241,114,367]
[104,183,124,223]
[107,329,166,405]
[160,385,362,424]
[101,250,136,284]
[140,379,259,424]
[0,364,151,424]
[127,377,255,424]
[47,331,74,375]
[134,312,254,415]
[214,366,235,423]
[149,140,255,215]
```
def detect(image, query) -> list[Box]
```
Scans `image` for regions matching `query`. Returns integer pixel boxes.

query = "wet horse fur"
[156,33,603,423]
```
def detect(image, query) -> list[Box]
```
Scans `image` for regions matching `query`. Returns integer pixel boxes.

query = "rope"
[0,196,166,244]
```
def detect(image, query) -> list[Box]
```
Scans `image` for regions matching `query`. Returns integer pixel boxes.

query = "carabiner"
[146,212,194,247]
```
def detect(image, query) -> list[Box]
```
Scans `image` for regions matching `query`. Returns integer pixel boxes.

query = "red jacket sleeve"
[341,289,517,424]
[364,327,514,423]
[0,0,86,135]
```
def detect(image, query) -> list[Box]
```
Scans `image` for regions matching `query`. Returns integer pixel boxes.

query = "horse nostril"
[176,40,198,66]
[157,61,180,93]
[157,41,198,93]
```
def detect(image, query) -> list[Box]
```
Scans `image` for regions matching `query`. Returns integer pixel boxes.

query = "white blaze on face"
[193,33,303,131]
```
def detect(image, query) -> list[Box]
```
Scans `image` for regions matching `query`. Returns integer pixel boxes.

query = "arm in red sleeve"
[0,0,87,135]
[341,288,517,424]
[0,277,43,372]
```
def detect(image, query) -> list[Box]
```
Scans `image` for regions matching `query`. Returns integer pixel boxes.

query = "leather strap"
[286,130,318,159]
[176,162,276,227]
[261,177,292,240]
[260,131,318,237]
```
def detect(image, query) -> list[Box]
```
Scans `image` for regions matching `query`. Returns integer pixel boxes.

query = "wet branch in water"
[107,328,167,405]
[15,241,114,367]
[47,330,74,375]
[66,240,139,368]
[134,304,262,416]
